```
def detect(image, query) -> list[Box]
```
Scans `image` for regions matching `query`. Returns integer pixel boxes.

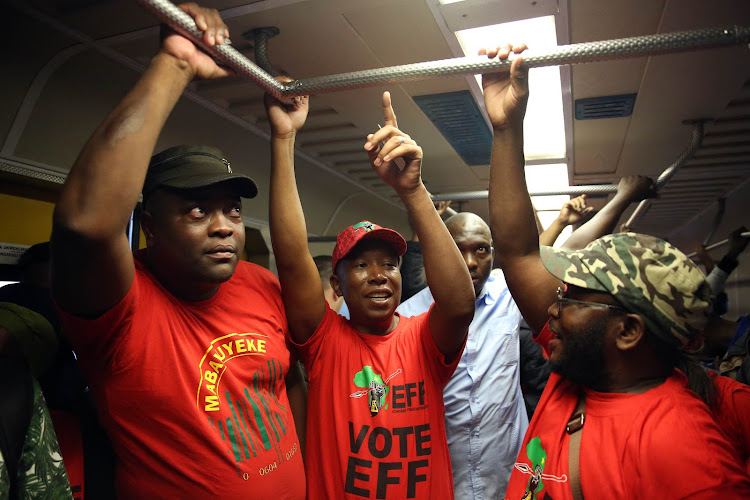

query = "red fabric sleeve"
[288,303,338,377]
[55,267,144,373]
[422,303,465,387]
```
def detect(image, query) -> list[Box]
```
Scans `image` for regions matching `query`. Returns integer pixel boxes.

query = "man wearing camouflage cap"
[481,43,750,497]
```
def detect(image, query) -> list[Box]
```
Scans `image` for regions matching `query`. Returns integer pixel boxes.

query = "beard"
[550,316,609,391]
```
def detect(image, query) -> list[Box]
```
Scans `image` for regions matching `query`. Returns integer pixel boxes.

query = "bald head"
[444,212,494,296]
[445,213,491,239]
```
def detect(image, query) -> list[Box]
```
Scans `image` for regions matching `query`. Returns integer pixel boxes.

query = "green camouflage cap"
[540,233,712,347]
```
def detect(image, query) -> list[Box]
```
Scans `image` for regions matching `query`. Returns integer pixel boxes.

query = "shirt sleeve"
[55,267,143,372]
[706,266,730,296]
[637,397,750,497]
[419,305,464,387]
[288,304,339,376]
[395,286,433,318]
[726,382,750,474]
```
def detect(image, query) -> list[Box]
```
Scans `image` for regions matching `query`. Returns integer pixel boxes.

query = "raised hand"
[480,43,529,131]
[364,92,424,196]
[160,3,233,80]
[264,77,309,139]
[694,244,714,274]
[436,200,453,217]
[616,175,657,202]
[557,195,594,226]
[728,226,750,260]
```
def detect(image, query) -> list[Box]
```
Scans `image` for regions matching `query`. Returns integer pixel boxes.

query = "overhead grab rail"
[624,121,705,229]
[687,232,750,259]
[702,198,726,247]
[136,0,750,100]
[430,184,619,202]
[430,121,703,203]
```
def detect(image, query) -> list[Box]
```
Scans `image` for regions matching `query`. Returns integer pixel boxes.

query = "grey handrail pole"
[687,232,750,258]
[136,0,750,99]
[624,122,705,229]
[702,198,726,247]
[430,184,619,202]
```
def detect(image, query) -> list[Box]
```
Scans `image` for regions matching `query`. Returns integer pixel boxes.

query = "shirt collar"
[476,274,499,306]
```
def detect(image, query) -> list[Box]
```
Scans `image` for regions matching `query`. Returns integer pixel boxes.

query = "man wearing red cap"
[265,87,475,499]
[50,4,305,498]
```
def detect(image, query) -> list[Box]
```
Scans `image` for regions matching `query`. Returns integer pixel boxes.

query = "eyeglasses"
[556,286,627,316]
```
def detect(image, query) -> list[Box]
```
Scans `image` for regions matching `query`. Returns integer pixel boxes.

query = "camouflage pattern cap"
[540,233,712,347]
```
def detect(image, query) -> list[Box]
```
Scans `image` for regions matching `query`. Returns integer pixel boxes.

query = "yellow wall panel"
[0,193,54,245]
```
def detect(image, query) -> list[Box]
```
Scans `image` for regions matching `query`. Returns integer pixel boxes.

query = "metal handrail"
[687,232,750,258]
[624,122,705,228]
[136,0,750,99]
[430,184,619,202]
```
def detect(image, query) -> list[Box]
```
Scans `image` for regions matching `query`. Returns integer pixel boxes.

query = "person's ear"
[330,273,343,297]
[613,313,646,351]
[141,210,156,248]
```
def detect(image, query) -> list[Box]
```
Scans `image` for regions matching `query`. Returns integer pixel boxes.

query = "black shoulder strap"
[566,391,586,500]
[0,355,35,498]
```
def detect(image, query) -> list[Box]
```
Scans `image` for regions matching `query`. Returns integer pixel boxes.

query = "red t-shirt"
[503,324,750,499]
[294,306,460,499]
[58,252,305,499]
[708,370,750,475]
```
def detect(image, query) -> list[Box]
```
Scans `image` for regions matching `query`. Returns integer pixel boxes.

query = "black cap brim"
[159,173,258,199]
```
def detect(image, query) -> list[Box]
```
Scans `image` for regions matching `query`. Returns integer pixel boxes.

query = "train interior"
[2,0,750,319]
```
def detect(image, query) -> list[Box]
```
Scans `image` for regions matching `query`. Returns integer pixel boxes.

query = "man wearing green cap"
[480,43,750,498]
[51,4,305,498]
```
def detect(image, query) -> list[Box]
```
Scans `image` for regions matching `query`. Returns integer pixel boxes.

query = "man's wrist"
[551,217,569,229]
[271,132,297,143]
[151,52,196,84]
[398,182,427,203]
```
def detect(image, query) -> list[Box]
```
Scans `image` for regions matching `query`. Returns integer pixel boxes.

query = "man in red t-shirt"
[50,4,306,498]
[264,83,475,498]
[480,43,750,498]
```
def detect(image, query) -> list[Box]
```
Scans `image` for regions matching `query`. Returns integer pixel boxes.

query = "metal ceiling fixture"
[134,0,740,213]
[624,121,705,228]
[136,0,750,99]
[430,185,619,202]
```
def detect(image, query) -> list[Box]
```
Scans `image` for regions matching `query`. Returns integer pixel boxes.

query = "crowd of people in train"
[2,3,750,499]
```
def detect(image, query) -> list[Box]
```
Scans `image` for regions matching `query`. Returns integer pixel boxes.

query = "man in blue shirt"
[397,212,527,499]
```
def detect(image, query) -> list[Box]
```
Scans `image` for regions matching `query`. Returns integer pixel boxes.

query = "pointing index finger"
[382,91,398,129]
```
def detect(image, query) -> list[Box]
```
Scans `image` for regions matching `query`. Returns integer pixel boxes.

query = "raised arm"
[366,92,474,360]
[560,175,655,250]
[484,44,560,332]
[265,87,323,344]
[538,195,593,247]
[51,4,231,317]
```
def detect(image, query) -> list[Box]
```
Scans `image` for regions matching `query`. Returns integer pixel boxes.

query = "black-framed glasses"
[556,286,627,316]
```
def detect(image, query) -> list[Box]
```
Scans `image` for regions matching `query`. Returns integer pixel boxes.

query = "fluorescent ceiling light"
[456,15,566,161]
[439,0,465,4]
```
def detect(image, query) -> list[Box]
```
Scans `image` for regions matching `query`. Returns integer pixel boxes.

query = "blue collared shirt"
[397,272,528,499]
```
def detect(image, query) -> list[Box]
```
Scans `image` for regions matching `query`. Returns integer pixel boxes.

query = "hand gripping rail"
[624,121,705,229]
[136,0,750,100]
[135,0,746,207]
[687,232,750,259]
